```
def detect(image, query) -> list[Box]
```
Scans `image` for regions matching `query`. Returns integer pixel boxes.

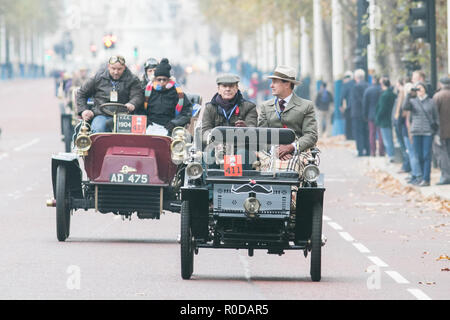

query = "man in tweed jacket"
[258,66,318,160]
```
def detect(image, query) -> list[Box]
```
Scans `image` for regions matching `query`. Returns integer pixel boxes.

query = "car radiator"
[96,185,163,219]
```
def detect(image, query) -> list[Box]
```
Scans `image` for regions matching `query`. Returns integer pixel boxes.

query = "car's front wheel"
[180,201,194,280]
[56,165,71,242]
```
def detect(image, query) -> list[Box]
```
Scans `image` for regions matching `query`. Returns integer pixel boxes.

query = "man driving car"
[76,55,144,133]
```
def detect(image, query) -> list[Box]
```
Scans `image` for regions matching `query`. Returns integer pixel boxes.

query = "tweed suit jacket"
[258,93,318,152]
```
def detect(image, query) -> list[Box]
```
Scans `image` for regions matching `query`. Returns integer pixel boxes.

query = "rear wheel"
[56,165,71,242]
[310,202,323,282]
[180,201,194,279]
[61,114,73,152]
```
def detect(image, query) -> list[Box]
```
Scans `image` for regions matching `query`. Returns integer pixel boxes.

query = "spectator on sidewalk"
[340,71,355,141]
[315,82,334,137]
[402,82,423,185]
[403,82,440,187]
[392,79,411,174]
[432,76,450,185]
[350,69,370,157]
[412,70,434,97]
[363,75,385,157]
[375,77,397,162]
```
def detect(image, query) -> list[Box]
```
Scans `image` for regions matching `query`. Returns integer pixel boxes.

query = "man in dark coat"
[340,71,356,140]
[202,74,258,169]
[143,58,192,135]
[350,69,370,157]
[363,75,385,156]
[77,56,144,133]
[202,74,258,143]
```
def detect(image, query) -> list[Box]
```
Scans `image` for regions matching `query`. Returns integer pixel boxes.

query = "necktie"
[279,99,286,112]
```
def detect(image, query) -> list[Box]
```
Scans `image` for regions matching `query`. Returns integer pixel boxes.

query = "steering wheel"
[100,103,129,116]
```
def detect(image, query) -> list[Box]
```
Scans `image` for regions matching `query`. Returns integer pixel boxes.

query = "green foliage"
[197,0,313,39]
[0,0,62,35]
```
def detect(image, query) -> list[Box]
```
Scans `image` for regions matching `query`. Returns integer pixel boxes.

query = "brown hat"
[267,66,301,85]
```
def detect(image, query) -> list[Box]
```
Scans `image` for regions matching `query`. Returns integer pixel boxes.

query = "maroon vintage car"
[47,103,185,242]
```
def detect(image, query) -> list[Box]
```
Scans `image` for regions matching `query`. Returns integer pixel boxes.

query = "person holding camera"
[403,82,440,187]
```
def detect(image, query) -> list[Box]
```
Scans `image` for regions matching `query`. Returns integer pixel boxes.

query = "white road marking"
[14,138,40,152]
[407,288,432,300]
[328,222,343,231]
[368,256,389,267]
[353,243,371,253]
[323,215,331,221]
[385,271,410,284]
[339,232,355,242]
[238,253,251,282]
[0,153,9,160]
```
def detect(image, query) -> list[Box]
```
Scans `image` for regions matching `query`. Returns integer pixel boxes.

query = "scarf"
[214,91,240,111]
[212,92,241,122]
[144,80,185,116]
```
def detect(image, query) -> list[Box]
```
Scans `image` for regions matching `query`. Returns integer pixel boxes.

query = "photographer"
[403,82,440,187]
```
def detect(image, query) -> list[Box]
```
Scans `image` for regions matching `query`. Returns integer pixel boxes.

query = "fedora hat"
[267,66,301,85]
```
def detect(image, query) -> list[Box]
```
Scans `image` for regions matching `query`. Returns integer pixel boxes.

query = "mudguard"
[181,187,209,240]
[295,185,325,242]
[51,153,83,199]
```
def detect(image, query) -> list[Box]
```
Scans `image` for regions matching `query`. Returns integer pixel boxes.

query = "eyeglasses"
[156,77,169,82]
[109,56,126,65]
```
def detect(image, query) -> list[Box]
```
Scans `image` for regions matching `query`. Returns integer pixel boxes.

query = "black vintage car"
[172,126,326,281]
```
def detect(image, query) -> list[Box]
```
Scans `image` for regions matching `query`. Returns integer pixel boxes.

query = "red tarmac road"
[0,76,448,300]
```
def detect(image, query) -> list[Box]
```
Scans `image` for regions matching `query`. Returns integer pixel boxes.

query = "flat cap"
[440,76,450,85]
[216,74,240,85]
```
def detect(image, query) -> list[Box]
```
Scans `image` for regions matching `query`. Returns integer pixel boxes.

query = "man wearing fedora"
[258,66,318,160]
[433,76,450,185]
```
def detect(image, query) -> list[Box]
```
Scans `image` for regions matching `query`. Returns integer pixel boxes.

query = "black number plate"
[110,173,149,184]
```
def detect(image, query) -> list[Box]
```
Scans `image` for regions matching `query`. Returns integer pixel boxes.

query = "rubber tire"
[63,118,73,153]
[180,201,194,280]
[56,165,71,242]
[310,202,323,282]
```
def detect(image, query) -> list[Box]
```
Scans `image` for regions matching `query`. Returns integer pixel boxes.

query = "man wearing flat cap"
[258,65,318,160]
[432,76,450,185]
[201,73,258,145]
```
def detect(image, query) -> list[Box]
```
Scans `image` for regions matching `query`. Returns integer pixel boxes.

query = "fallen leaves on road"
[367,169,450,214]
[436,255,450,261]
[441,268,450,272]
[317,135,355,149]
[419,281,436,285]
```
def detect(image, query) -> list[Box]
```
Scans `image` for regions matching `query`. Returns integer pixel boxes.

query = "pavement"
[319,136,450,202]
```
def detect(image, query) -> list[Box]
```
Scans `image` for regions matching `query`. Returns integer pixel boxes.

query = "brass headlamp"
[75,122,92,156]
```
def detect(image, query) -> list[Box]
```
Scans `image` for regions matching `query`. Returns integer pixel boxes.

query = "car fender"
[51,153,83,199]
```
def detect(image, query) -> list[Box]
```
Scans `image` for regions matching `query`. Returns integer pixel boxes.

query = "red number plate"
[224,155,243,177]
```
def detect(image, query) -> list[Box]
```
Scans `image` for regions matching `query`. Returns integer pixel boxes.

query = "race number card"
[116,115,147,134]
[131,115,147,134]
[224,155,243,177]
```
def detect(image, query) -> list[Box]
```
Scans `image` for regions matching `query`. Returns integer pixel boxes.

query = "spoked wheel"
[180,201,194,280]
[56,165,71,242]
[310,202,323,282]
